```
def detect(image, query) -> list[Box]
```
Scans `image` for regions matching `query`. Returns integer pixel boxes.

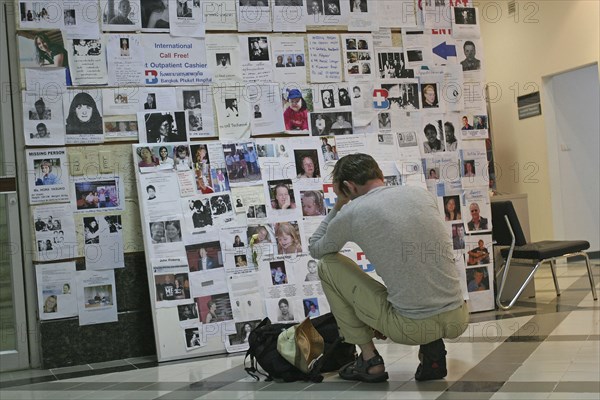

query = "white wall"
[479,0,600,241]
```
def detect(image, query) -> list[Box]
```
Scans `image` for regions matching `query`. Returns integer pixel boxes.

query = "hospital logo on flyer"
[373,89,389,109]
[356,252,374,273]
[323,183,337,208]
[145,70,159,85]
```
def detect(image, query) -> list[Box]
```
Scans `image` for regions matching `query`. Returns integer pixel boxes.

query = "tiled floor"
[1,261,598,400]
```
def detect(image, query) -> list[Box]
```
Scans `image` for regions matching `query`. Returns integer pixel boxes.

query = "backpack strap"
[306,336,344,382]
[244,350,271,381]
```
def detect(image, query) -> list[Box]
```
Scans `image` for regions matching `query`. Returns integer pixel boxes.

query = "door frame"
[0,1,40,371]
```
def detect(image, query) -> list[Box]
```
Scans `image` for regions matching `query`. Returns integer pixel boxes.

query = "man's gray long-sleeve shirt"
[309,185,464,319]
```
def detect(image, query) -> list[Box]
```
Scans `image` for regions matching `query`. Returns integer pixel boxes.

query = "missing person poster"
[26,148,70,204]
[142,34,211,86]
[36,262,78,320]
[76,269,118,326]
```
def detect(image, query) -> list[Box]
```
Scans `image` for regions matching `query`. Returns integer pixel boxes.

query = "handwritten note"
[307,34,342,83]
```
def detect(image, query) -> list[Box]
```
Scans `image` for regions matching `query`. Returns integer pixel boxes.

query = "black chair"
[491,201,597,310]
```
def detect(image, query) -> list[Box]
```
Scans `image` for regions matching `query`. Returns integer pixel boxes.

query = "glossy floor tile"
[1,261,598,400]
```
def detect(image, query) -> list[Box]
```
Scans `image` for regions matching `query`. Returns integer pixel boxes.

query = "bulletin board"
[17,0,495,363]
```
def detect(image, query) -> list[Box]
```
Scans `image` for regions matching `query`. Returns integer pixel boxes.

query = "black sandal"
[338,350,389,383]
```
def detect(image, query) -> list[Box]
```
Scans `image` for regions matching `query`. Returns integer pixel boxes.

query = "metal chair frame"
[496,215,598,311]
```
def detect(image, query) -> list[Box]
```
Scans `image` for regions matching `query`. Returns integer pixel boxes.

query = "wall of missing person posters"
[18,0,495,362]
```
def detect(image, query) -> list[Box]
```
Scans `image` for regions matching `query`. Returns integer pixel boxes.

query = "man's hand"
[333,182,351,211]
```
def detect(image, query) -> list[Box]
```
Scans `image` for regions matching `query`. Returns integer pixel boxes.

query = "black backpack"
[244,313,356,382]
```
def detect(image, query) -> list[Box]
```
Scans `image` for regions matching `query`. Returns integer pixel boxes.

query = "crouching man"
[308,153,468,383]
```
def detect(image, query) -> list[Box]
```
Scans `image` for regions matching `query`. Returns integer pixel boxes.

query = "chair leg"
[582,253,598,301]
[549,259,561,296]
[497,261,542,311]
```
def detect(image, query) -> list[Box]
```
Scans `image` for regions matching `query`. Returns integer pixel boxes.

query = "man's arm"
[308,191,351,259]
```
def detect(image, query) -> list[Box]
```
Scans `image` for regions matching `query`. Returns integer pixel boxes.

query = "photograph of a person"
[224,98,239,118]
[184,328,202,348]
[177,303,198,321]
[462,160,476,177]
[282,88,311,131]
[186,241,222,271]
[307,0,323,15]
[350,0,367,12]
[120,38,129,56]
[247,224,274,244]
[444,121,458,151]
[32,31,69,68]
[452,223,465,250]
[269,179,296,210]
[233,234,245,248]
[30,123,50,139]
[304,259,319,281]
[174,145,191,171]
[83,217,100,244]
[197,293,233,324]
[324,0,341,15]
[320,136,338,161]
[454,7,476,25]
[29,98,51,120]
[473,115,488,129]
[329,112,353,134]
[421,84,439,108]
[466,267,490,292]
[183,90,202,110]
[311,113,331,136]
[248,37,269,61]
[277,298,294,321]
[303,298,320,317]
[43,295,57,313]
[177,0,192,17]
[378,112,391,129]
[164,220,182,242]
[426,168,439,180]
[106,0,135,25]
[137,146,159,168]
[235,254,248,267]
[144,93,156,109]
[231,320,258,345]
[65,92,103,135]
[467,202,488,231]
[64,9,76,25]
[210,195,232,216]
[74,180,119,210]
[34,159,61,186]
[141,0,170,29]
[84,285,113,307]
[149,221,165,244]
[294,150,321,179]
[422,121,445,153]
[216,53,231,68]
[443,195,462,221]
[301,190,326,217]
[321,89,335,109]
[270,260,288,285]
[144,112,187,143]
[467,239,490,266]
[160,273,183,301]
[275,221,302,255]
[460,40,481,71]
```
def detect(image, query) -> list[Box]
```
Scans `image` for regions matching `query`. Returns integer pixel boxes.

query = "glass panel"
[0,194,16,351]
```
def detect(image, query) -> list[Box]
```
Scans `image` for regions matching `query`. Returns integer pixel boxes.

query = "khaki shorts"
[318,253,469,345]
